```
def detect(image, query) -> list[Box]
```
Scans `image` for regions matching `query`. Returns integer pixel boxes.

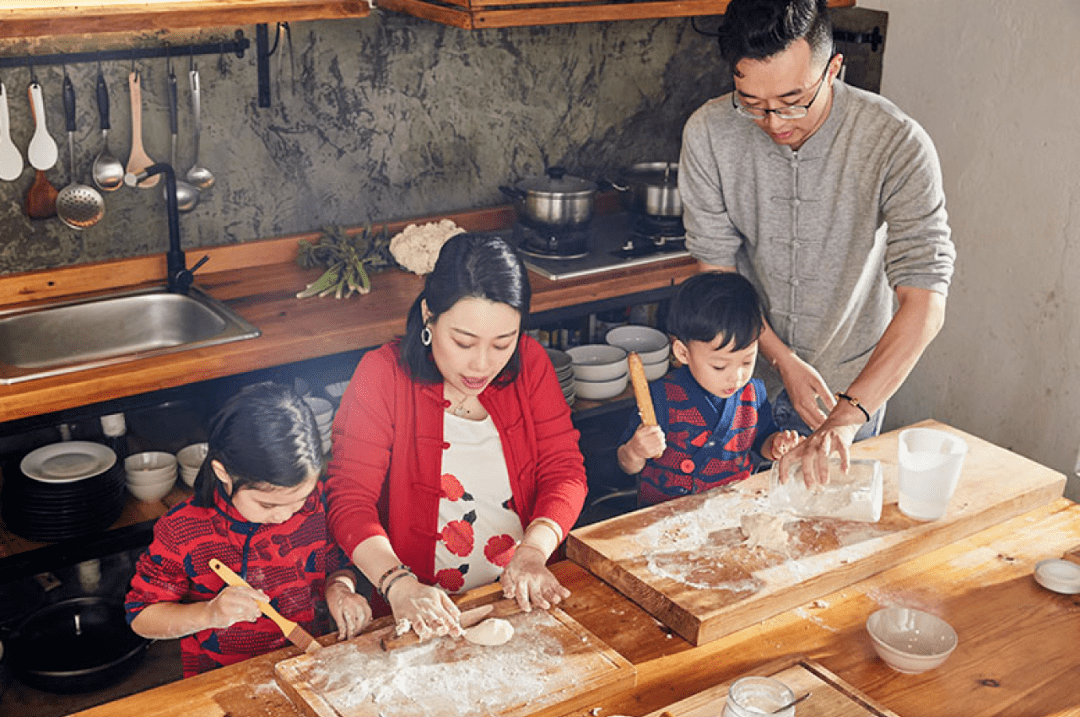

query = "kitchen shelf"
[375,0,854,31]
[0,1,370,40]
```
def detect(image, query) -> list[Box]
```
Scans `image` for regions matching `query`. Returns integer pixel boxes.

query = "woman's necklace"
[446,388,473,417]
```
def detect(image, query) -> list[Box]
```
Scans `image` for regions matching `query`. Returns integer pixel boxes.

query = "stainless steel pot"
[614,161,681,217]
[500,167,597,228]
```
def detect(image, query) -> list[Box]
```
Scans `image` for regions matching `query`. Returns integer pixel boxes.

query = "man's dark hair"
[719,0,834,69]
[667,272,765,352]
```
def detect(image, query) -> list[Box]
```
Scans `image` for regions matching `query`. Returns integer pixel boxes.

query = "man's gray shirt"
[679,80,955,395]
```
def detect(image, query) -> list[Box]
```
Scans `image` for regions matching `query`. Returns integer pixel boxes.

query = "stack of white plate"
[547,348,576,406]
[566,344,629,401]
[124,452,178,503]
[2,441,125,542]
[305,396,335,455]
[176,443,208,488]
[605,325,671,380]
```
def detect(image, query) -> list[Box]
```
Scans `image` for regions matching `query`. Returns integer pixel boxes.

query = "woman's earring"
[421,326,433,346]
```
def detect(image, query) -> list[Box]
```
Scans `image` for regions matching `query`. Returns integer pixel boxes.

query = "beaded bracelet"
[381,570,416,602]
[835,392,871,423]
[376,563,409,596]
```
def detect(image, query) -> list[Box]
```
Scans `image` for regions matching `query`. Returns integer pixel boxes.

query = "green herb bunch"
[295,224,395,299]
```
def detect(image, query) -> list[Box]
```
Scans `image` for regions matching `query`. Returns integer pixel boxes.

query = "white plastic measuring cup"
[897,428,969,521]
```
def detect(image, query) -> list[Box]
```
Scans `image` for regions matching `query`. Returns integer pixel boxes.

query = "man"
[678,0,955,485]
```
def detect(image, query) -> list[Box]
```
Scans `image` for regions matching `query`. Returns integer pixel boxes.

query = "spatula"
[379,597,523,651]
[126,70,159,188]
[208,558,321,653]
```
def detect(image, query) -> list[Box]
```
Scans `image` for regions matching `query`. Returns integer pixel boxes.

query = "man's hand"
[774,352,835,430]
[777,420,859,487]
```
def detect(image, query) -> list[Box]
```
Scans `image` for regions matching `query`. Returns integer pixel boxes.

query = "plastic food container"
[768,457,883,523]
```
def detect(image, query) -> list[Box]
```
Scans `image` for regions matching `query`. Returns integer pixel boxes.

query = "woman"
[327,233,587,640]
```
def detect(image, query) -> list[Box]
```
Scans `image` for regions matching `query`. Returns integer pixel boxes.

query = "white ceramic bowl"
[124,452,178,484]
[574,372,629,401]
[866,607,958,674]
[127,476,176,502]
[566,344,628,382]
[642,357,670,381]
[605,325,670,364]
[180,467,200,488]
[176,443,208,471]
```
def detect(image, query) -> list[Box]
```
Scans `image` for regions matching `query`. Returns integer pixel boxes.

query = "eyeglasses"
[732,58,833,121]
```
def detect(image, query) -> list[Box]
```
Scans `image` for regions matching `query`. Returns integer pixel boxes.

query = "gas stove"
[498,212,691,281]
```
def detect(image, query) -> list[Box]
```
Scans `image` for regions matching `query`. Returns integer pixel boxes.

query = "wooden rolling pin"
[208,558,321,653]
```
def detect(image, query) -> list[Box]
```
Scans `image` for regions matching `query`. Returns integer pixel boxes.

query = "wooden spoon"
[25,82,58,219]
[126,70,158,188]
[25,169,58,220]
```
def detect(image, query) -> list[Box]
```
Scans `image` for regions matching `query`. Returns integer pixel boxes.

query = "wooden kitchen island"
[67,423,1080,717]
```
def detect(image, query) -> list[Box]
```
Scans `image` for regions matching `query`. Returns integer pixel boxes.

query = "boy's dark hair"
[667,272,765,351]
[194,382,323,506]
[400,233,531,386]
[719,0,834,69]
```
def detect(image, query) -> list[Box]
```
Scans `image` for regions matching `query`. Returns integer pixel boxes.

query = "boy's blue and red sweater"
[125,481,348,677]
[621,366,777,506]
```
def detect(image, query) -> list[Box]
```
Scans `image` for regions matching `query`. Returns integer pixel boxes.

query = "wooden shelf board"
[0,1,370,39]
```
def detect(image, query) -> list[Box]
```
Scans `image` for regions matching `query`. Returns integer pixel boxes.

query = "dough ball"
[740,513,789,552]
[463,617,515,646]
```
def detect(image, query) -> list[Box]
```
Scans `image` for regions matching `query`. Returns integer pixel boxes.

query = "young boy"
[617,272,801,506]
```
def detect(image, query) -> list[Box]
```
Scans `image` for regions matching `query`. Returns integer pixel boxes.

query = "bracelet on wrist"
[376,563,409,596]
[516,543,548,560]
[381,571,416,602]
[835,392,871,423]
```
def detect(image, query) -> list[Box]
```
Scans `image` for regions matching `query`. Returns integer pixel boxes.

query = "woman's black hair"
[399,233,532,386]
[667,272,765,352]
[193,382,324,507]
[719,0,834,69]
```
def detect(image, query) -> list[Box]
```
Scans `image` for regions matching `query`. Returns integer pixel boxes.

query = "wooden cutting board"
[274,606,635,717]
[567,420,1065,645]
[644,656,900,717]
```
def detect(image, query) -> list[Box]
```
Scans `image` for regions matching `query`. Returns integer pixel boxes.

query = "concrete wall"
[861,0,1080,499]
[0,14,725,274]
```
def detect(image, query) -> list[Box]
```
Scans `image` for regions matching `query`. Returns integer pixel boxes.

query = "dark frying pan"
[2,596,149,693]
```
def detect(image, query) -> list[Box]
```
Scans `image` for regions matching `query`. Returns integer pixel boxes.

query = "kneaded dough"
[463,617,515,646]
[740,513,789,552]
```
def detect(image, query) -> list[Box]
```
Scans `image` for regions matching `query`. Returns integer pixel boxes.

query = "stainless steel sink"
[0,285,260,384]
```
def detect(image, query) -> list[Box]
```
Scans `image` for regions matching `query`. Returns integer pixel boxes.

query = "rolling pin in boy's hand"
[617,353,666,474]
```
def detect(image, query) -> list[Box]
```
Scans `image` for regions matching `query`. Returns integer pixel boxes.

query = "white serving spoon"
[27,80,58,171]
[0,81,24,181]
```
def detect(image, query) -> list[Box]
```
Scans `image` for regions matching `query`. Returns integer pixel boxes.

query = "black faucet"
[124,162,208,294]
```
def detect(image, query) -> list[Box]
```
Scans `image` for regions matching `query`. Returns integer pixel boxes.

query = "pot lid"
[624,161,678,185]
[517,167,596,195]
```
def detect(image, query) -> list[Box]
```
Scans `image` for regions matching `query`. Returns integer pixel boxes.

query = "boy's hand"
[206,585,268,629]
[629,424,666,461]
[768,430,803,460]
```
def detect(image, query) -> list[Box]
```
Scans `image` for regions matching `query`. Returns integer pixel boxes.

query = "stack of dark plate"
[1,441,125,542]
[547,348,576,407]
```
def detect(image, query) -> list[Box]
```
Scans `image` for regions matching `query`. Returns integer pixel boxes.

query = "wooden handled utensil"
[126,70,159,188]
[628,351,664,458]
[208,558,321,653]
[380,598,522,651]
[25,81,58,219]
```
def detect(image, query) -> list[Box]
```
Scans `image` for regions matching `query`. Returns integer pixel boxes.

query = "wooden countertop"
[0,201,696,424]
[70,426,1080,717]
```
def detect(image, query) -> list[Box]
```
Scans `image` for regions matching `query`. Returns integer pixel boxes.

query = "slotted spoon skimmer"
[56,73,105,230]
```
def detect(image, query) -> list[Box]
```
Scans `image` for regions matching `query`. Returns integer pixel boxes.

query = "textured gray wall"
[0,14,727,276]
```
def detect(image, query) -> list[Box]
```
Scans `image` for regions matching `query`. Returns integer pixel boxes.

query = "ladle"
[56,73,106,230]
[0,81,24,181]
[185,65,214,190]
[25,80,59,220]
[91,68,124,191]
[125,70,158,188]
[165,66,198,212]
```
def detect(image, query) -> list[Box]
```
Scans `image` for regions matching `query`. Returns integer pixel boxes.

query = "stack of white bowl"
[605,325,671,381]
[124,452,178,502]
[176,442,208,488]
[566,344,629,401]
[305,396,335,455]
[547,349,576,406]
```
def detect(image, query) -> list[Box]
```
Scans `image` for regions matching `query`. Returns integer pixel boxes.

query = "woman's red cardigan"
[326,336,587,584]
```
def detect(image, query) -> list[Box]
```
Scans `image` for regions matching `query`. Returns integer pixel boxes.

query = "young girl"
[125,383,371,677]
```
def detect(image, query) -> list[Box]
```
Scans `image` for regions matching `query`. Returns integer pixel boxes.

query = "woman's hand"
[205,585,267,629]
[502,544,570,612]
[386,575,461,641]
[326,579,372,640]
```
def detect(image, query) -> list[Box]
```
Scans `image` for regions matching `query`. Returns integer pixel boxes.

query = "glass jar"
[722,676,796,717]
[768,457,883,523]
